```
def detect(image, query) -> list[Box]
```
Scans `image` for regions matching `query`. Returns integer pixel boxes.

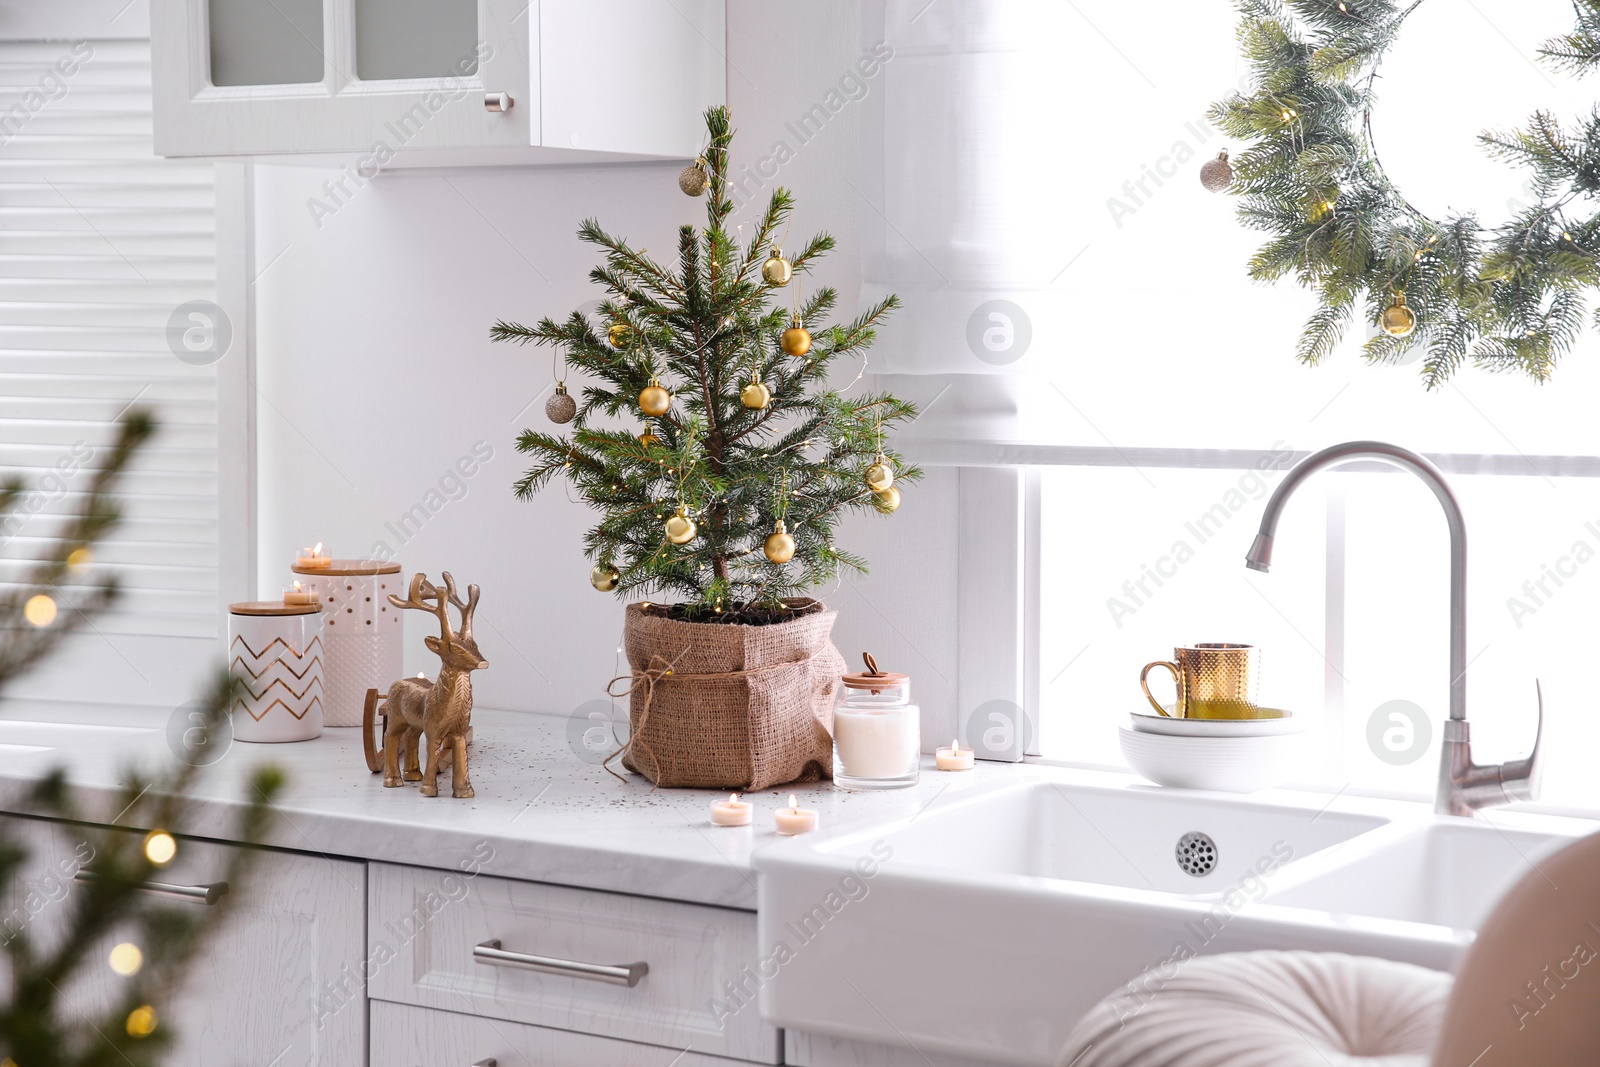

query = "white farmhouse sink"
[1263,822,1574,930]
[755,775,1595,1067]
[858,778,1385,895]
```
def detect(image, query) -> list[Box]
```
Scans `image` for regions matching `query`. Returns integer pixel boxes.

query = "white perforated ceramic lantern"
[290,559,405,727]
[228,601,324,742]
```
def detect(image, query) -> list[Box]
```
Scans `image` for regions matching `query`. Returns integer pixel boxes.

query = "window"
[1039,452,1600,811]
[0,37,222,710]
[1011,0,1600,811]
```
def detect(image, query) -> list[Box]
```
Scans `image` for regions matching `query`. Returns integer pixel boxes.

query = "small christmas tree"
[492,106,919,622]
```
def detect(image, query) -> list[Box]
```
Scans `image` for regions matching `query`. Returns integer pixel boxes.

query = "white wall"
[254,1,960,727]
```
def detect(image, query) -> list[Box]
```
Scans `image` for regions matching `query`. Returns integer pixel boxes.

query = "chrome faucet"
[1244,441,1542,817]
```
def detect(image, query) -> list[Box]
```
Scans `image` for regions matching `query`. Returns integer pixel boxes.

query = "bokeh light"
[24,594,57,627]
[143,830,177,866]
[109,942,143,976]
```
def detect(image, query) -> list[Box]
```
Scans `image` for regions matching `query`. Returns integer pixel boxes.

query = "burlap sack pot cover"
[613,599,844,791]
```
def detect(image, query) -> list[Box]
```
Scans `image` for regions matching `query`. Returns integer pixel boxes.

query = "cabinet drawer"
[0,814,365,1067]
[368,862,779,1063]
[372,999,771,1066]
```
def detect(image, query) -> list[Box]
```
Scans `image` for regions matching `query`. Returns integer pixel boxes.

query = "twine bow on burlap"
[603,654,678,785]
[602,650,823,788]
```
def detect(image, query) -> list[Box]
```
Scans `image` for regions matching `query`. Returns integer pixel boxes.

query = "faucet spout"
[1245,441,1541,817]
[1248,441,1467,722]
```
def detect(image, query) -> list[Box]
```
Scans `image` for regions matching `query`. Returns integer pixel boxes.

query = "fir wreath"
[1209,0,1600,386]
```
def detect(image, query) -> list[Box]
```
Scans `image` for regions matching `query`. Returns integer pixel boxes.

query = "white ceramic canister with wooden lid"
[290,558,405,727]
[228,601,324,742]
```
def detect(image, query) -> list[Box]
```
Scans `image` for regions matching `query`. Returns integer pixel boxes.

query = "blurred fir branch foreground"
[1210,0,1600,386]
[0,412,283,1066]
[494,106,920,619]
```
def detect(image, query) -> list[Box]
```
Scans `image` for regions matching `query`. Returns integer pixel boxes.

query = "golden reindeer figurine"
[374,572,488,798]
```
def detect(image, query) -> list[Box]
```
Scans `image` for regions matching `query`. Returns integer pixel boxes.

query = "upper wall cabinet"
[150,0,726,161]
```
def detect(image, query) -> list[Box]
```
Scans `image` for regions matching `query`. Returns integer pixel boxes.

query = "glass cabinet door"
[155,0,532,156]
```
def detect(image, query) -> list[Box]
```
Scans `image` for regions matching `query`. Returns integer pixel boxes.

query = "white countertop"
[0,707,1022,910]
[7,706,1587,913]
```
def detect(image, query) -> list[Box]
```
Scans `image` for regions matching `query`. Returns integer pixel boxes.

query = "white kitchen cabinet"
[149,0,726,161]
[372,1000,772,1066]
[0,814,365,1067]
[368,861,781,1063]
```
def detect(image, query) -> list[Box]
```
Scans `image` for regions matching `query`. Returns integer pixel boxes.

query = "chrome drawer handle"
[75,870,228,906]
[473,939,647,987]
[484,92,513,112]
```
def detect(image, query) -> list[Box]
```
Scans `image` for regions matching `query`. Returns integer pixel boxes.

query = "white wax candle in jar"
[774,794,818,835]
[296,541,331,569]
[936,738,975,771]
[833,654,919,790]
[710,793,752,826]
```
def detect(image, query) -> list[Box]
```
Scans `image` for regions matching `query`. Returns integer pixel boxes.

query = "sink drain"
[1176,831,1218,877]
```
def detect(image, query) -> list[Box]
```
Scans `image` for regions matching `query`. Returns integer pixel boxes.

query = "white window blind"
[0,38,218,645]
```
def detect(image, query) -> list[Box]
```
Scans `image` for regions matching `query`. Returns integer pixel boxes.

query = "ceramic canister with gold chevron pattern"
[228,601,325,742]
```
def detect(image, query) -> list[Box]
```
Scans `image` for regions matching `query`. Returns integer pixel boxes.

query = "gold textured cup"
[1140,643,1260,719]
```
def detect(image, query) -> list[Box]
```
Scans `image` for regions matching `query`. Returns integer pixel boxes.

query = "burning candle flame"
[787,794,798,811]
[292,580,302,591]
[728,793,739,804]
[312,541,323,555]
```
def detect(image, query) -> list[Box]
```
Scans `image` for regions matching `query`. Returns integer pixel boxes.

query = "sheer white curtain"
[857,1,1094,444]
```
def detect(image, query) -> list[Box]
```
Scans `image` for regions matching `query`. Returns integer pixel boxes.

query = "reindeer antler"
[389,572,454,646]
[439,571,480,640]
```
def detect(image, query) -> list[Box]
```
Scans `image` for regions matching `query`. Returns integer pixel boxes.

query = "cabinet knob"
[484,92,513,113]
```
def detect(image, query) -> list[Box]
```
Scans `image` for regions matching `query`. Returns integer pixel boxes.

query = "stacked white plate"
[1119,705,1305,793]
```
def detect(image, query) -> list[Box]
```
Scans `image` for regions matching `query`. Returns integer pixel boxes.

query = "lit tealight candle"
[936,738,975,771]
[296,541,331,569]
[710,792,752,827]
[283,580,317,606]
[774,793,819,836]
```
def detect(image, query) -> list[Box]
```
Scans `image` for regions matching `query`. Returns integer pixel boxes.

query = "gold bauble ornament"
[638,430,660,447]
[1199,149,1234,193]
[639,378,672,417]
[780,316,812,356]
[871,485,901,514]
[762,248,793,286]
[545,381,576,424]
[740,380,771,410]
[763,520,796,564]
[664,505,697,545]
[607,322,633,349]
[1379,291,1416,338]
[679,157,709,196]
[864,456,895,492]
[590,563,620,592]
